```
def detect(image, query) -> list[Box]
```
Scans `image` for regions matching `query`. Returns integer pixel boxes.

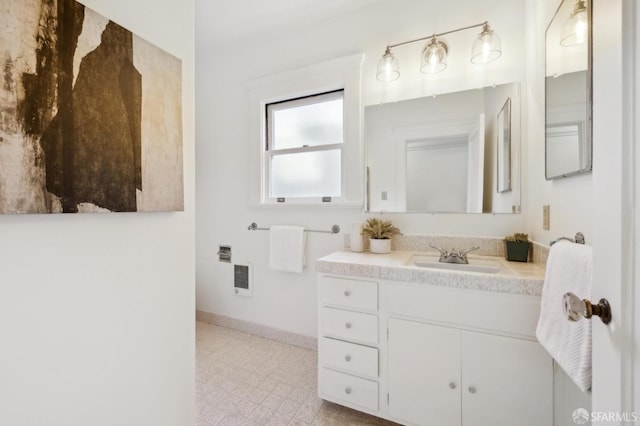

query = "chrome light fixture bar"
[376,21,502,82]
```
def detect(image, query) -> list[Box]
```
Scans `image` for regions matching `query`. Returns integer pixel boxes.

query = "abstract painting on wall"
[0,0,184,214]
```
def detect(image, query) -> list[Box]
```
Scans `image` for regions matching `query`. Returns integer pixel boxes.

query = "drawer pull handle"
[468,386,477,394]
[449,382,457,390]
[345,355,351,362]
[345,322,352,329]
[345,387,352,395]
[344,290,351,297]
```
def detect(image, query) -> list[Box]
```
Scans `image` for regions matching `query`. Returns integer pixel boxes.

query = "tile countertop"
[316,250,547,296]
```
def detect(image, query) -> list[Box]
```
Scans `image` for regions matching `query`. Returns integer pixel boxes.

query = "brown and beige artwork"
[0,0,183,213]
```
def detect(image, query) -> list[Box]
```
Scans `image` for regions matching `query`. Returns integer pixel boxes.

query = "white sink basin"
[409,255,502,274]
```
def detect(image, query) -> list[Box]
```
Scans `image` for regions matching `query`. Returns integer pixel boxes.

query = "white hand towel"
[536,241,593,392]
[269,225,306,273]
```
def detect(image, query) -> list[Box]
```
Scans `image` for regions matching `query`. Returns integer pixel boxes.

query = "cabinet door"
[388,319,461,426]
[460,331,553,426]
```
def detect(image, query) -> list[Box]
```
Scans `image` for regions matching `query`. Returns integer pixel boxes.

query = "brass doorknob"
[563,292,612,324]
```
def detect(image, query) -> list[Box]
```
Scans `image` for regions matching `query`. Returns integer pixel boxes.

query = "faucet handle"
[429,244,448,257]
[460,246,480,256]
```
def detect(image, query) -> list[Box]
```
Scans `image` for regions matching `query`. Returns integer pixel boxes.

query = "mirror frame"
[544,0,593,180]
[497,98,512,193]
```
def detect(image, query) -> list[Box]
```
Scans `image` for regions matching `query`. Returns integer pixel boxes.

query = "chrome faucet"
[429,244,480,264]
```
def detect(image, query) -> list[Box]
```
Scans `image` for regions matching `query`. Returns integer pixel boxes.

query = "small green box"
[504,241,530,262]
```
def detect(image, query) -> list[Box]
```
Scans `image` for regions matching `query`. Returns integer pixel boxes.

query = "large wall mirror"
[365,82,520,214]
[545,0,592,179]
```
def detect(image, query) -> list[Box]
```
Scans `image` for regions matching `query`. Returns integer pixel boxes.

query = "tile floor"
[196,321,399,425]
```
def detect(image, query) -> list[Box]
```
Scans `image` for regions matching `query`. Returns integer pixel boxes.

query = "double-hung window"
[265,90,344,203]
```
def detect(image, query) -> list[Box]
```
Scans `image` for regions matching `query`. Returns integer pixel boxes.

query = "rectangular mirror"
[365,82,520,214]
[545,0,592,179]
[497,98,512,193]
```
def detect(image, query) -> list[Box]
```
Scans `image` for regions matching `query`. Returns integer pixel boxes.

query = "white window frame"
[247,54,364,208]
[265,90,345,203]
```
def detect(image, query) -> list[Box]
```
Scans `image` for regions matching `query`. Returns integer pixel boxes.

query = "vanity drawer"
[320,368,378,412]
[320,307,378,345]
[319,276,378,311]
[321,337,378,379]
[385,283,541,338]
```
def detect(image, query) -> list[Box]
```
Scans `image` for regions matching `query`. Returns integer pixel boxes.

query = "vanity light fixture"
[560,0,588,46]
[376,21,502,82]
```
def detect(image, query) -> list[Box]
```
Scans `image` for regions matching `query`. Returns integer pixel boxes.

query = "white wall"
[524,0,593,245]
[0,1,196,425]
[195,0,528,339]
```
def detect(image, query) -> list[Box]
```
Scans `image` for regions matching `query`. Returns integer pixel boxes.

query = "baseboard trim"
[196,310,318,351]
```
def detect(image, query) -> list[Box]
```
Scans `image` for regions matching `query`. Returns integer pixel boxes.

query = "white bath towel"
[269,225,306,273]
[536,241,593,392]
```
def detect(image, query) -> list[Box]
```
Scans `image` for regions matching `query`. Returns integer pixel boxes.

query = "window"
[265,90,344,202]
[247,54,364,207]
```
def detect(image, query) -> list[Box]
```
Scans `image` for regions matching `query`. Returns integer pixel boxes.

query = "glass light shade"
[471,24,502,64]
[376,48,400,82]
[560,0,588,46]
[420,37,448,74]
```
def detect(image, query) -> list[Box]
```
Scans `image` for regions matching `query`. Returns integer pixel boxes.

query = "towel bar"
[550,232,585,246]
[563,292,611,324]
[247,222,340,234]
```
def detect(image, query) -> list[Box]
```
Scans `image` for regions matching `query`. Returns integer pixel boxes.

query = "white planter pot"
[369,238,391,254]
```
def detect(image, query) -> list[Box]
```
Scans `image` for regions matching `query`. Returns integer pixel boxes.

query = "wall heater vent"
[233,262,253,297]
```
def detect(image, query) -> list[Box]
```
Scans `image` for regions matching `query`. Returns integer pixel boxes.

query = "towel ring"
[550,232,586,246]
[563,292,612,324]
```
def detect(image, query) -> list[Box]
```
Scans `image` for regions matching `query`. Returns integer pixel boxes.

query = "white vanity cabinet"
[317,275,381,414]
[317,272,553,426]
[387,319,553,426]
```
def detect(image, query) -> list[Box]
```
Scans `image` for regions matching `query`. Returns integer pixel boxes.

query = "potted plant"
[503,233,531,262]
[362,218,401,254]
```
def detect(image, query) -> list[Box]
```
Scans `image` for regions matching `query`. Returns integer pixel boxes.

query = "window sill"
[248,202,363,210]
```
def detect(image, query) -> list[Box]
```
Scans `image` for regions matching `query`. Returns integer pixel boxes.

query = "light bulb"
[574,10,587,44]
[481,38,491,62]
[429,51,438,66]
